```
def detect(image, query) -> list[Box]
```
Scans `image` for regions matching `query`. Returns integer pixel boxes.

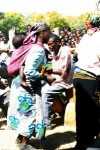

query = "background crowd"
[0,15,100,150]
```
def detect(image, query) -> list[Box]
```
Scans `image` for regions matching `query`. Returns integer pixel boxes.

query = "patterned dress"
[7,44,47,138]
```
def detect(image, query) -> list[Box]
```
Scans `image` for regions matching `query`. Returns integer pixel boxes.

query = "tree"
[65,12,92,30]
[45,12,69,29]
[0,12,25,40]
[0,12,4,19]
[28,11,70,29]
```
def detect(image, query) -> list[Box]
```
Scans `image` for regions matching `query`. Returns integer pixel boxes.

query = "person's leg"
[73,78,100,149]
[11,86,36,143]
[42,84,65,127]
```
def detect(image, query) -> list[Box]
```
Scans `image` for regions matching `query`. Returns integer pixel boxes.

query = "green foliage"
[27,11,69,29]
[28,11,93,30]
[0,12,4,19]
[65,12,92,29]
[0,11,99,40]
[0,12,25,40]
[45,12,69,28]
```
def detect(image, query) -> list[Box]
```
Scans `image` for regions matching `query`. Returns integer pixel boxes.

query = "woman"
[7,22,51,144]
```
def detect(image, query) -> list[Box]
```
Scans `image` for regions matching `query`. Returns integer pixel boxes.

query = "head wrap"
[24,22,50,44]
[90,16,100,28]
[30,22,50,33]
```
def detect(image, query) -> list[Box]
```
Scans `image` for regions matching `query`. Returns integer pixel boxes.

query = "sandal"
[16,134,29,144]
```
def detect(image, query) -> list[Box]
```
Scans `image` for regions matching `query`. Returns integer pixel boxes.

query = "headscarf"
[8,22,50,76]
[23,22,50,45]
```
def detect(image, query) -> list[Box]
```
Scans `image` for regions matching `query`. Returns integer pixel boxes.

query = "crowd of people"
[59,27,86,48]
[0,17,100,150]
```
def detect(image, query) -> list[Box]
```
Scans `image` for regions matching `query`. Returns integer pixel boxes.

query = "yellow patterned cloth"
[74,69,96,80]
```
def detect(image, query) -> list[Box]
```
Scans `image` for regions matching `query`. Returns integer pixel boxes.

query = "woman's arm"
[24,47,45,81]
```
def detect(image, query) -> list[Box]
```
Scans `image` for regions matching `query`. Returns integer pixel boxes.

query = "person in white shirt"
[73,17,100,150]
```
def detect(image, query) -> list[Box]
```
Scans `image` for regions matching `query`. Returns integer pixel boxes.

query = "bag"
[7,41,33,77]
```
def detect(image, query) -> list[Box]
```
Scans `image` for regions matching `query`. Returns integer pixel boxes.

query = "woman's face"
[42,29,51,44]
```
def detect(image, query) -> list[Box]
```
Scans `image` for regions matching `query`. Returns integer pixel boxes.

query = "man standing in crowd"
[73,17,100,150]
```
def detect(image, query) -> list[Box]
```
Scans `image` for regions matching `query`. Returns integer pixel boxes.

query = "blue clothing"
[7,44,47,139]
[42,83,66,127]
[24,44,47,80]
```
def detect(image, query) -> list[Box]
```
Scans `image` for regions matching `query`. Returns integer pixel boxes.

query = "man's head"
[84,20,92,30]
[48,34,61,53]
[61,38,66,46]
[59,30,65,38]
[85,16,100,30]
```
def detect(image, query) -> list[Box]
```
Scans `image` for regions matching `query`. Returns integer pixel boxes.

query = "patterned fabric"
[17,92,33,113]
[7,83,45,138]
[74,68,96,80]
[7,43,47,139]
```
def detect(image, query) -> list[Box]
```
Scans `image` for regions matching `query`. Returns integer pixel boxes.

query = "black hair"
[12,33,26,49]
[49,34,60,42]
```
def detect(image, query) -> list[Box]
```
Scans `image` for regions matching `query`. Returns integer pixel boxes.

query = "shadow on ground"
[29,131,76,150]
[28,132,100,150]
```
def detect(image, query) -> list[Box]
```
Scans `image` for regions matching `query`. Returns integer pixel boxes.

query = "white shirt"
[76,31,100,76]
[52,46,72,89]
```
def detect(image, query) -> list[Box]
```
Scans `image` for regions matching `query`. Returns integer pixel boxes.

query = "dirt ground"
[0,124,76,150]
[0,103,76,150]
[0,90,76,150]
[0,89,99,150]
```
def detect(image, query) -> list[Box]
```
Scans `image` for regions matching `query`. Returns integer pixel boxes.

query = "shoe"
[16,134,29,144]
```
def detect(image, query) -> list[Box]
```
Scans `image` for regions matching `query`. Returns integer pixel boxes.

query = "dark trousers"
[73,77,100,147]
